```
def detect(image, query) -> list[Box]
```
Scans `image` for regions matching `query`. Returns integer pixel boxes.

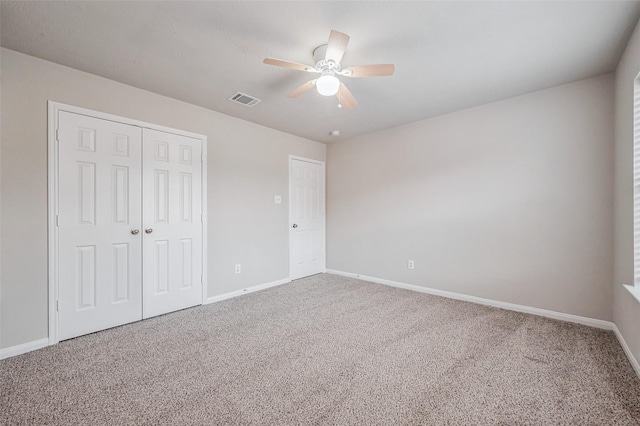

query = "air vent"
[228,92,262,107]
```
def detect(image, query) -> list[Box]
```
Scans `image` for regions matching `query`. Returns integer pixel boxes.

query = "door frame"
[288,155,326,280]
[47,101,208,345]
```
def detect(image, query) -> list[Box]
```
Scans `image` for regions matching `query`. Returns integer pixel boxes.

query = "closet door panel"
[57,111,143,340]
[142,128,203,318]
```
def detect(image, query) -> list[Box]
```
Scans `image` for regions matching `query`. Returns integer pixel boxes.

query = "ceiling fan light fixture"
[263,29,394,108]
[316,74,340,96]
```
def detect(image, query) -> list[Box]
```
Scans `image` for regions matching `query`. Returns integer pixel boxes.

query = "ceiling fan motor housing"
[313,44,340,72]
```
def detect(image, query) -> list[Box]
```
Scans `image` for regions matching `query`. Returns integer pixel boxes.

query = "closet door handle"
[131,229,140,235]
[145,228,153,234]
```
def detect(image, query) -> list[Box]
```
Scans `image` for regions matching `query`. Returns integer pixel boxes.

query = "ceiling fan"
[263,30,395,109]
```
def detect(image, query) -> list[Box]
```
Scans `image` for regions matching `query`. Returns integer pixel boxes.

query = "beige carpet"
[1,273,640,425]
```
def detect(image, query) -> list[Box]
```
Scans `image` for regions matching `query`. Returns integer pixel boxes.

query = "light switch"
[274,195,282,204]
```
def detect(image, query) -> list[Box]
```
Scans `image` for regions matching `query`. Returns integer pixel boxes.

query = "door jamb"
[47,101,208,345]
[288,155,326,281]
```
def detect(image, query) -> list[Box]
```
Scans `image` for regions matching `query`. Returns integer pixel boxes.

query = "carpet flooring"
[1,273,640,425]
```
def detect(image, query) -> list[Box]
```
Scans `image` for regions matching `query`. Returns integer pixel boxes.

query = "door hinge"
[56,300,60,312]
[55,128,60,142]
[56,215,59,227]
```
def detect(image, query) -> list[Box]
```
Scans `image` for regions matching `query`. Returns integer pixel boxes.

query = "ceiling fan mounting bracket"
[313,44,328,64]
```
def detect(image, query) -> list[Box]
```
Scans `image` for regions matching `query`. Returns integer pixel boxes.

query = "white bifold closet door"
[142,129,202,319]
[58,111,144,340]
[57,112,203,341]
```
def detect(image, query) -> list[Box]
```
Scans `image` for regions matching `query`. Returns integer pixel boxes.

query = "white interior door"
[142,128,203,318]
[57,111,143,340]
[290,157,325,280]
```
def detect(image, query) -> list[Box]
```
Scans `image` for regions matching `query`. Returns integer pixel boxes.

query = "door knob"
[131,229,140,235]
[145,228,153,234]
[292,224,298,228]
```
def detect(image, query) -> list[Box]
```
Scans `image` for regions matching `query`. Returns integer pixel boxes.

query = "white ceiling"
[2,1,639,143]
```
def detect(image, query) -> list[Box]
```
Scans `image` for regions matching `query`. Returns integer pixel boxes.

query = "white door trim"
[288,155,326,280]
[48,101,208,345]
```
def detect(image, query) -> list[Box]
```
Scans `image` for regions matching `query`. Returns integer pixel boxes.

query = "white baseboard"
[326,269,614,330]
[205,277,291,304]
[612,324,640,379]
[0,338,49,360]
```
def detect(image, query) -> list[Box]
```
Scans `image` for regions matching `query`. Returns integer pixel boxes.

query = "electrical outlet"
[274,195,282,204]
[408,259,415,270]
[235,264,241,274]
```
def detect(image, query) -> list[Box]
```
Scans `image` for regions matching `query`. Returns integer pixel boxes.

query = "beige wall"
[327,74,614,321]
[614,19,640,366]
[0,48,325,349]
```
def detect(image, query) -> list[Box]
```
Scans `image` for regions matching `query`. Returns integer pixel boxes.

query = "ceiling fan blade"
[287,80,316,98]
[343,64,395,77]
[263,58,316,72]
[337,83,357,109]
[325,30,350,63]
